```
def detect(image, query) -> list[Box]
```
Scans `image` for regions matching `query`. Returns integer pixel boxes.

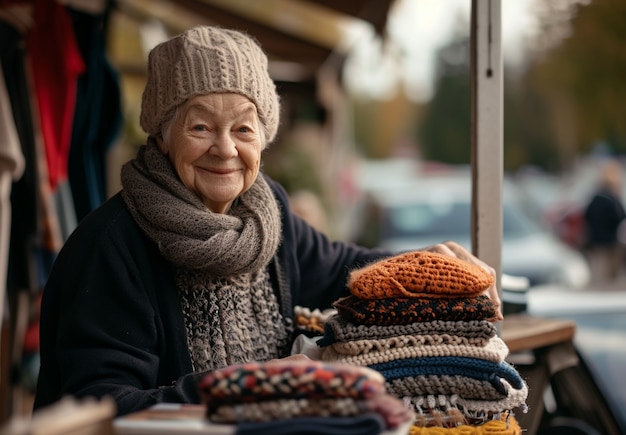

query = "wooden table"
[113,403,413,435]
[502,313,576,354]
[113,404,233,434]
[501,313,578,435]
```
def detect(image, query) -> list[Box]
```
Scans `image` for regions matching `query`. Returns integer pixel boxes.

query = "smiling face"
[158,93,265,214]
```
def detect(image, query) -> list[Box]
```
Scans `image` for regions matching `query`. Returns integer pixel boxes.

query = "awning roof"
[113,0,395,82]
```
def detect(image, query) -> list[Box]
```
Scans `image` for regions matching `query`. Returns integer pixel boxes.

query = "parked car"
[353,171,591,289]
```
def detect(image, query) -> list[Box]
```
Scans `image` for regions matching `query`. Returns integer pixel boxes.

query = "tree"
[418,35,472,165]
[527,0,626,158]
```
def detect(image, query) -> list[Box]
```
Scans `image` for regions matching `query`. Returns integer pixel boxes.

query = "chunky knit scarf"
[121,142,289,371]
[121,142,281,274]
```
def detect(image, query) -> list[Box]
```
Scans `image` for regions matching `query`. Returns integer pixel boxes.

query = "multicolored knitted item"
[294,306,336,335]
[297,250,526,432]
[317,316,497,346]
[210,393,414,428]
[409,412,522,434]
[321,335,509,366]
[199,360,386,411]
[368,357,525,395]
[332,295,498,326]
[348,251,494,300]
[201,361,415,427]
[208,397,370,423]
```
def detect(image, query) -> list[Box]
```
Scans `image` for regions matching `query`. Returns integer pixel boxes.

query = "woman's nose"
[209,132,238,158]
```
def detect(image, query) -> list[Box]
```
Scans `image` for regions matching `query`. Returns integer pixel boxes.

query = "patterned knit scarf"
[121,141,289,371]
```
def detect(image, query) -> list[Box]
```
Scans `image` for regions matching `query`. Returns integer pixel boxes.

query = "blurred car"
[504,285,626,434]
[354,172,591,289]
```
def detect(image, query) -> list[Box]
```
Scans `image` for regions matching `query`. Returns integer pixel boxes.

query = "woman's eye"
[192,125,208,132]
[238,126,251,133]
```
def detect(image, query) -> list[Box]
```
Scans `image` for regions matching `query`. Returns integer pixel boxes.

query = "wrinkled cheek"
[243,169,259,194]
[176,166,197,191]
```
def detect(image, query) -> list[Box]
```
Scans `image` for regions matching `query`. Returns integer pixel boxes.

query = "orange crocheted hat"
[348,251,494,299]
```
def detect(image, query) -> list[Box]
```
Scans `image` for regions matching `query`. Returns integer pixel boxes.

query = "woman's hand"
[267,354,311,364]
[422,241,503,321]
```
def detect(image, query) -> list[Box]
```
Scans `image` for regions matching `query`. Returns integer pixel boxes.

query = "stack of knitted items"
[199,359,414,435]
[317,251,528,431]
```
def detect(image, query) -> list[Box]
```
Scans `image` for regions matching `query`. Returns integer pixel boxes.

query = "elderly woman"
[33,26,501,416]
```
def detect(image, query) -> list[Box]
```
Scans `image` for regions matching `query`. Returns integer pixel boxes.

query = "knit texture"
[318,316,497,346]
[409,413,522,434]
[386,375,508,400]
[121,142,281,275]
[200,360,414,428]
[369,358,525,395]
[209,396,413,426]
[348,251,494,300]
[332,295,498,326]
[209,397,369,423]
[178,267,290,371]
[199,360,385,409]
[140,26,280,143]
[294,306,336,335]
[404,382,528,418]
[313,249,526,431]
[322,335,509,366]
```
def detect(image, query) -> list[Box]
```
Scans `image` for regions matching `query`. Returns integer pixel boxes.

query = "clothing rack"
[0,0,122,423]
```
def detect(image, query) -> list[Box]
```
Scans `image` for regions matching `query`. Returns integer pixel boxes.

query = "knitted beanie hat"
[348,251,494,300]
[140,26,280,143]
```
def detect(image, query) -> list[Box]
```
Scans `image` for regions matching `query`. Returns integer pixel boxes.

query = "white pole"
[470,0,503,298]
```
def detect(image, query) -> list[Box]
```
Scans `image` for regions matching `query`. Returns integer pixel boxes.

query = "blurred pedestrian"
[583,159,626,284]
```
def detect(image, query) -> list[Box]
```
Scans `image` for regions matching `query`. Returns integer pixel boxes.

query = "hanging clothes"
[27,0,85,192]
[1,1,121,404]
[0,16,40,297]
[0,65,25,326]
[67,5,122,221]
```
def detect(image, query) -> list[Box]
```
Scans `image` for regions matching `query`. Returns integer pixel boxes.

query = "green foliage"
[418,0,626,173]
[262,143,322,196]
[503,71,563,172]
[528,0,626,156]
[418,37,471,165]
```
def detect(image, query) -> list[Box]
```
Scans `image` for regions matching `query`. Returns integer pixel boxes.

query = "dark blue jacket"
[34,176,390,416]
[584,189,626,247]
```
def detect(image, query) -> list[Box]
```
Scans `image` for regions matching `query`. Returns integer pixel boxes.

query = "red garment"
[27,0,85,190]
[20,293,42,353]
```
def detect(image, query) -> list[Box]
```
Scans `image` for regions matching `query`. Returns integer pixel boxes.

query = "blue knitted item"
[369,357,524,396]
